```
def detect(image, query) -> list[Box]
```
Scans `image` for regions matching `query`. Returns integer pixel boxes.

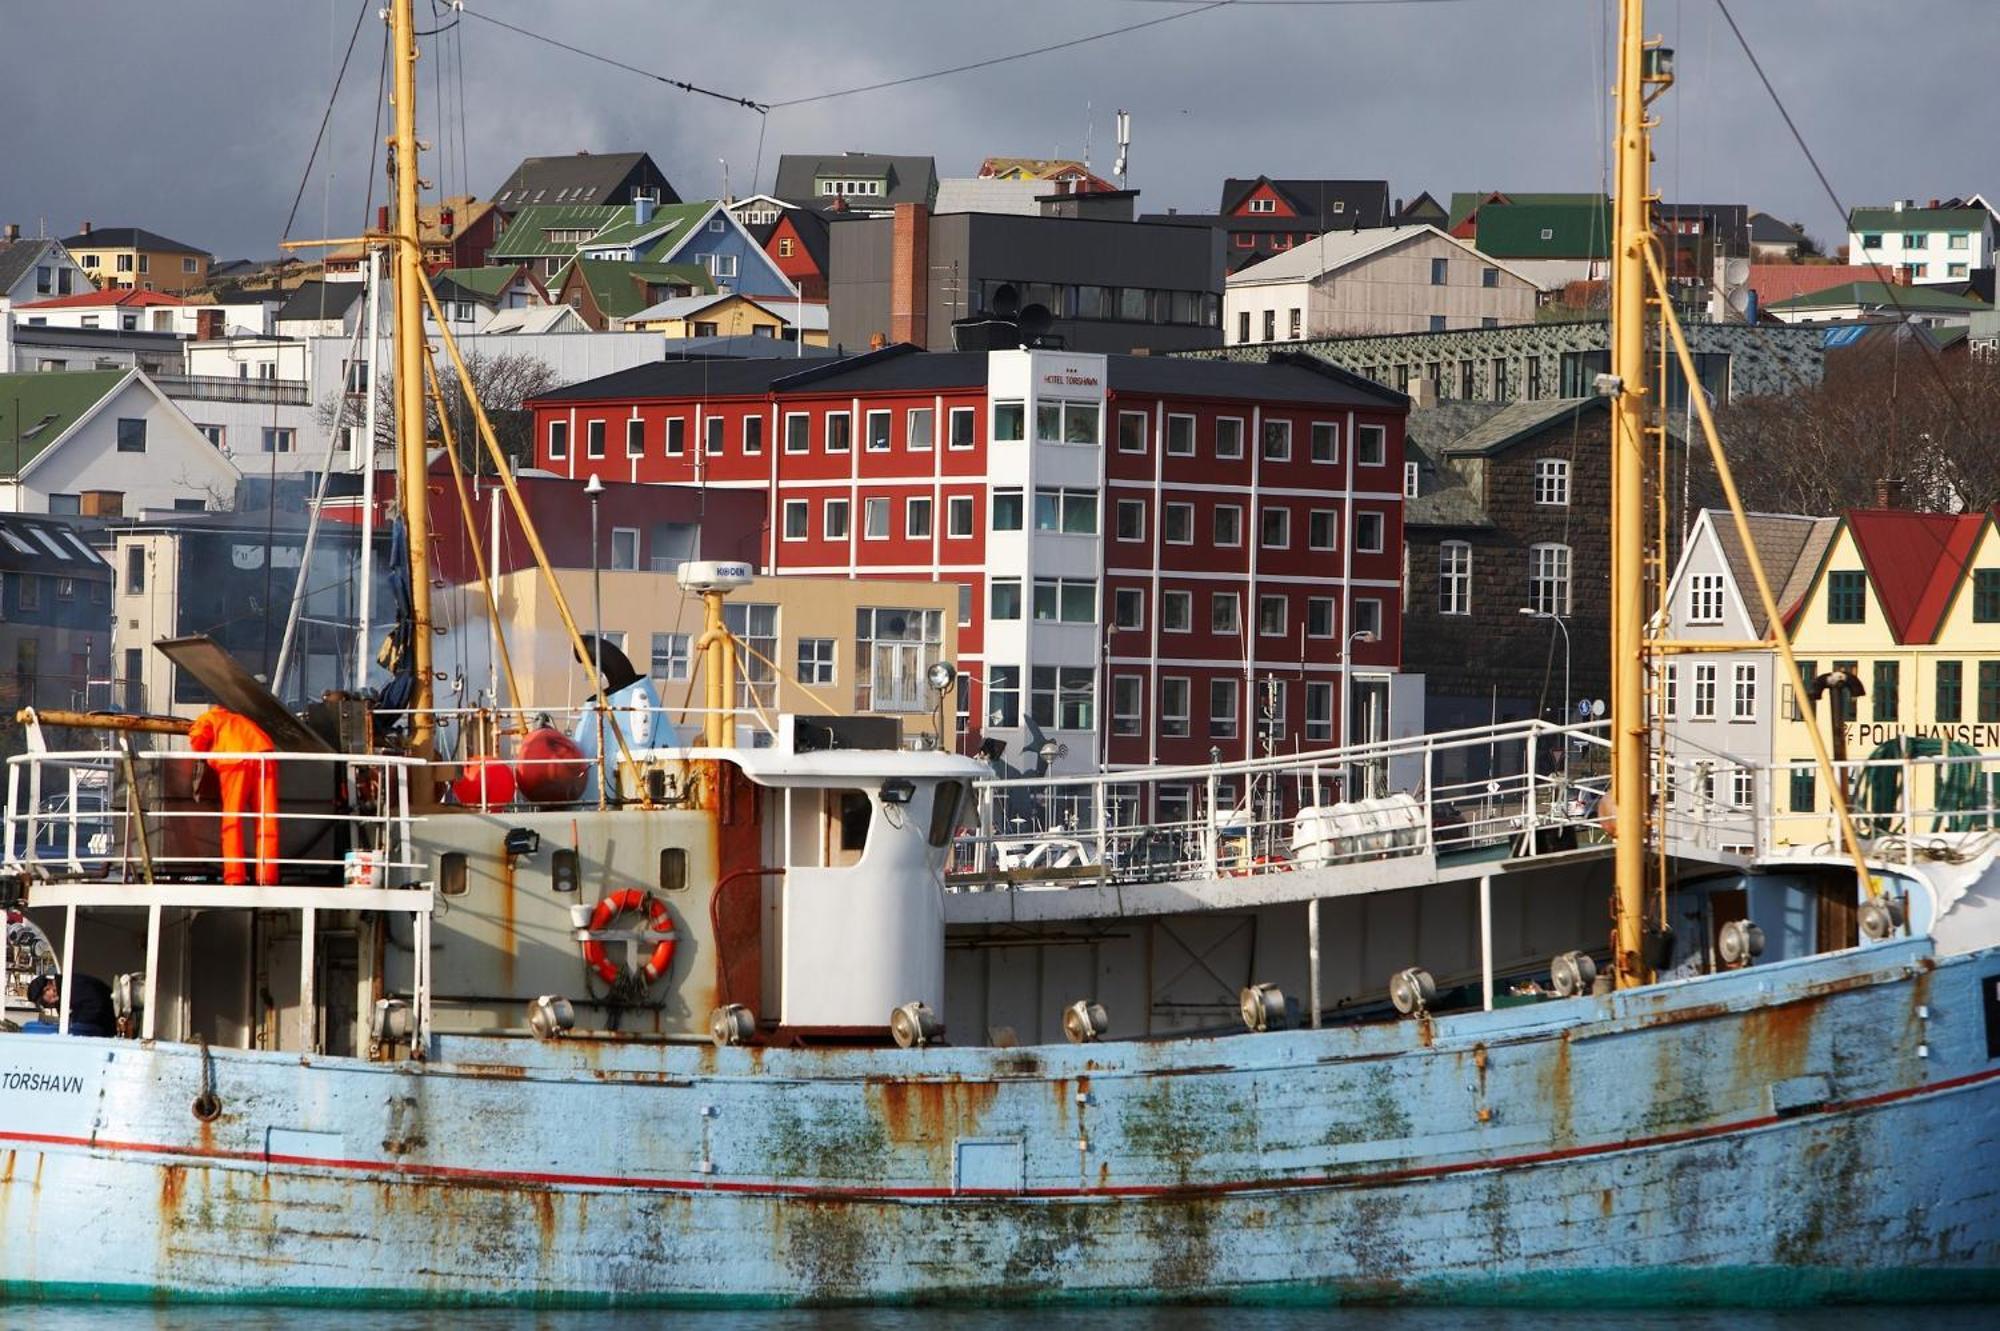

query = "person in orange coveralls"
[187,706,279,886]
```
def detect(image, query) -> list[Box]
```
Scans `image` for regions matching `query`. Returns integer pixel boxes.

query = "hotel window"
[1688,573,1725,624]
[548,421,568,459]
[1166,414,1196,457]
[1161,677,1191,737]
[1117,411,1148,454]
[1261,507,1290,549]
[906,497,933,539]
[744,416,763,454]
[609,528,640,570]
[863,497,890,539]
[1305,682,1334,742]
[1113,587,1144,630]
[1732,663,1758,721]
[797,637,836,686]
[1164,503,1194,544]
[1258,594,1287,637]
[1032,578,1096,624]
[1211,592,1241,635]
[1692,663,1718,719]
[1112,675,1144,736]
[705,417,725,456]
[1262,419,1292,462]
[1215,417,1245,460]
[949,407,976,449]
[1439,541,1472,615]
[993,401,1025,442]
[824,498,850,540]
[1307,509,1337,552]
[866,410,893,452]
[1307,597,1335,638]
[1209,679,1239,740]
[1310,422,1337,463]
[1529,543,1571,615]
[1873,660,1900,723]
[988,666,1020,726]
[1116,499,1146,542]
[1034,488,1097,534]
[1356,424,1386,466]
[1827,571,1867,624]
[625,419,645,456]
[1355,511,1384,553]
[1981,662,2000,725]
[992,488,1024,531]
[666,418,687,456]
[650,633,691,684]
[1030,665,1095,730]
[781,499,810,540]
[1161,590,1193,632]
[1214,505,1242,547]
[990,579,1022,621]
[1938,661,1963,722]
[826,412,852,453]
[1534,458,1570,506]
[947,495,974,538]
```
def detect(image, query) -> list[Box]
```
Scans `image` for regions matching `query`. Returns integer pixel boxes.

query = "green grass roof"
[489,204,628,259]
[566,259,715,319]
[0,369,128,476]
[433,265,523,299]
[1474,201,1612,259]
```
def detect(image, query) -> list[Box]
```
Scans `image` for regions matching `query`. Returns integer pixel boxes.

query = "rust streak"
[871,1079,1000,1145]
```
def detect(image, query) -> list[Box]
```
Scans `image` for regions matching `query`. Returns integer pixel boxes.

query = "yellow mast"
[1609,0,1658,987]
[389,0,435,757]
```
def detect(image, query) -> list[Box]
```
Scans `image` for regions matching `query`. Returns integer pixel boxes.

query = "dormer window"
[1248,197,1276,214]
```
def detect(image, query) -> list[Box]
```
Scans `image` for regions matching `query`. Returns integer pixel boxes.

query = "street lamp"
[1340,628,1377,798]
[1519,607,1572,773]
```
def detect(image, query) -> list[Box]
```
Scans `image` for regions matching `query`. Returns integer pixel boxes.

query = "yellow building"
[621,292,829,347]
[60,225,210,293]
[474,569,961,747]
[1771,508,1997,844]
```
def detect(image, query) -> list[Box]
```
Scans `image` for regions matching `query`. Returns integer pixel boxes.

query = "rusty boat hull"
[3,935,1997,1307]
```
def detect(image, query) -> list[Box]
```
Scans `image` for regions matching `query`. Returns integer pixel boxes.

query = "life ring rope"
[580,888,678,985]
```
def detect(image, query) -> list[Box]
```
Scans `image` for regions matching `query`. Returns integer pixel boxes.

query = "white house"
[1658,508,1838,852]
[1846,200,1995,284]
[12,288,272,338]
[0,231,92,306]
[1224,224,1539,343]
[0,367,241,515]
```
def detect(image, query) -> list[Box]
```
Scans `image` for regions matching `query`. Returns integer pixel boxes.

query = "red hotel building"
[526,346,1410,783]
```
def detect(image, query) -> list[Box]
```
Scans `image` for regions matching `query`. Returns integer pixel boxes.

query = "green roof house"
[1845,199,1996,286]
[0,369,239,515]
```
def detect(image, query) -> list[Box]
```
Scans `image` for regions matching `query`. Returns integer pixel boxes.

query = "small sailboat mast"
[388,0,436,756]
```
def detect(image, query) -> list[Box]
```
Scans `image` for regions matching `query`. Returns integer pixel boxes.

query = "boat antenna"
[389,0,436,758]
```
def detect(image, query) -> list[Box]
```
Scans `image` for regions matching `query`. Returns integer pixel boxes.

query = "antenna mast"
[389,0,436,755]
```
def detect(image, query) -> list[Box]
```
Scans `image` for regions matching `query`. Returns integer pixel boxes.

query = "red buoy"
[450,757,517,810]
[514,727,589,804]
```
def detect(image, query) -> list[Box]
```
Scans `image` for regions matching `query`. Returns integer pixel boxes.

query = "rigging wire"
[283,0,373,241]
[459,6,768,110]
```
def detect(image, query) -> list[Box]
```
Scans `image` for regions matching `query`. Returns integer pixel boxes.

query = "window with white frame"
[1248,197,1277,214]
[824,498,850,540]
[905,407,934,451]
[1163,503,1194,544]
[1117,411,1148,453]
[1731,767,1754,809]
[990,578,1022,620]
[1353,598,1383,639]
[797,637,836,685]
[1731,662,1757,720]
[1166,414,1196,457]
[947,495,973,538]
[1662,663,1678,718]
[1533,457,1570,506]
[1691,662,1718,719]
[1112,587,1144,630]
[1116,499,1145,542]
[1305,682,1334,742]
[650,632,691,684]
[866,410,893,452]
[1308,510,1337,551]
[1529,543,1571,615]
[863,497,890,539]
[548,420,569,459]
[665,418,687,456]
[949,406,975,449]
[1356,424,1386,466]
[1307,597,1335,637]
[855,607,944,712]
[1355,510,1384,553]
[825,412,851,453]
[1161,590,1192,632]
[1258,594,1287,637]
[906,497,933,539]
[1209,678,1239,740]
[705,417,725,456]
[609,528,640,570]
[782,499,810,540]
[1214,505,1242,547]
[585,420,606,459]
[992,488,1023,531]
[1261,507,1290,549]
[1262,419,1292,462]
[784,413,809,453]
[1033,578,1096,624]
[987,665,1020,726]
[1688,573,1725,624]
[1033,488,1097,534]
[993,401,1025,442]
[1161,677,1191,737]
[1439,541,1472,615]
[1215,417,1245,460]
[626,418,645,457]
[1211,592,1241,635]
[1404,461,1420,498]
[1112,675,1144,736]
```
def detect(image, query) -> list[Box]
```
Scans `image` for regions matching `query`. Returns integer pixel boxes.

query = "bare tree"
[320,351,561,473]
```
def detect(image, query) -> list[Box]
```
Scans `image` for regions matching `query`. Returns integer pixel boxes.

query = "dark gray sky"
[2,1,1993,261]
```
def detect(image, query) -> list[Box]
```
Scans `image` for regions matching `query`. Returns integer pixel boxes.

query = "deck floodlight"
[1239,982,1291,1033]
[1718,919,1765,967]
[709,1004,756,1047]
[890,1000,943,1049]
[1550,951,1597,998]
[1389,967,1437,1017]
[527,995,575,1040]
[927,660,958,693]
[1859,896,1905,942]
[1063,1000,1109,1044]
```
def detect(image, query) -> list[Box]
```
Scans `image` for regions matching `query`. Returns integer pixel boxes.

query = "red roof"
[16,288,190,310]
[1747,265,1881,308]
[1844,508,1986,644]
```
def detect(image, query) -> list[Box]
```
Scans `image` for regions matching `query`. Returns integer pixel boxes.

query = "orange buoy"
[450,757,517,810]
[514,727,589,804]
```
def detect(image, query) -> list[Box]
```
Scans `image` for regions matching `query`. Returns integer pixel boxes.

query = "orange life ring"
[581,888,678,985]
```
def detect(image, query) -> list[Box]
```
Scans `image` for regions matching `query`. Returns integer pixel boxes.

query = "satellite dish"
[990,283,1021,318]
[1019,303,1053,336]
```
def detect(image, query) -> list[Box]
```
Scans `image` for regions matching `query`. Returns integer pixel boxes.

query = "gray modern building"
[829,204,1223,355]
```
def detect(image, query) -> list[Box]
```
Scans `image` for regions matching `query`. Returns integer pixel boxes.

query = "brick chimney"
[3,223,17,242]
[195,309,223,340]
[79,220,93,235]
[1873,476,1907,509]
[889,202,930,347]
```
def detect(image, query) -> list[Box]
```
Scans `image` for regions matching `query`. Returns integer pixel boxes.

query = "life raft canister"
[581,888,678,985]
